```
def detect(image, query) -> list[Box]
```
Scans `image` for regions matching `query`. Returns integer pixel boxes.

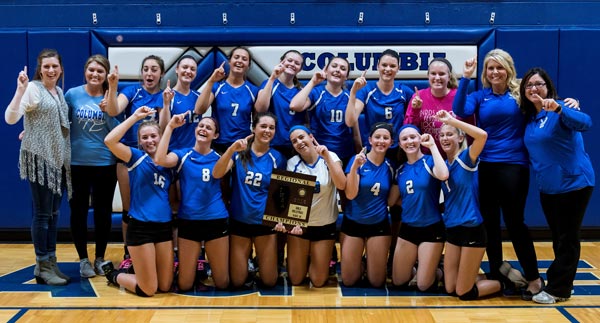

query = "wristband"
[555,105,562,114]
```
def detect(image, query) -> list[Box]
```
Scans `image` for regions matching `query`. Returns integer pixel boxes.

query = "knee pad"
[122,210,129,224]
[458,284,479,301]
[135,284,152,297]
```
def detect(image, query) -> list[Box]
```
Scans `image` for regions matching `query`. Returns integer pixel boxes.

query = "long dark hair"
[239,111,277,171]
[518,67,557,118]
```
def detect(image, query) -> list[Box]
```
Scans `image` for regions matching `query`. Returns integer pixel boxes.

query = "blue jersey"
[441,149,483,228]
[168,90,201,150]
[119,86,163,147]
[173,148,229,220]
[524,103,595,194]
[308,85,355,160]
[453,78,528,165]
[211,80,258,145]
[395,155,443,227]
[260,79,305,147]
[66,85,119,166]
[344,156,394,224]
[230,149,286,225]
[356,81,414,149]
[126,148,173,223]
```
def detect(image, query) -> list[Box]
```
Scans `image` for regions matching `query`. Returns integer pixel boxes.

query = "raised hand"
[533,94,560,112]
[411,86,422,109]
[17,66,28,91]
[435,110,453,123]
[420,133,435,148]
[163,79,174,104]
[133,105,156,119]
[99,90,108,112]
[108,65,119,89]
[311,70,327,85]
[210,61,227,82]
[351,70,368,92]
[463,57,477,79]
[313,138,329,156]
[353,146,368,167]
[271,60,285,79]
[231,133,254,152]
[169,110,190,129]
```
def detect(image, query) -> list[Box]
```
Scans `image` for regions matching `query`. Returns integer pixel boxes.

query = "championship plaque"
[263,169,317,231]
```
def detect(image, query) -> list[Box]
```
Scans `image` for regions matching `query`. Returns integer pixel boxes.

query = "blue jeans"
[29,180,64,261]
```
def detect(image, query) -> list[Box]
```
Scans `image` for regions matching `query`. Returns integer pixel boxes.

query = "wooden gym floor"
[0,241,599,323]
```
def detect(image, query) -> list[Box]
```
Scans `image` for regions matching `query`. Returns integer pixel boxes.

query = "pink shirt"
[404,88,475,156]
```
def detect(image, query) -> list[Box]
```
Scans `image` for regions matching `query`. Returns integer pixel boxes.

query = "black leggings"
[478,162,539,281]
[69,165,117,260]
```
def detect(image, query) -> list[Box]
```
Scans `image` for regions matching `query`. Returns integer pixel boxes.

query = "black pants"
[541,186,593,298]
[479,162,539,281]
[69,165,117,260]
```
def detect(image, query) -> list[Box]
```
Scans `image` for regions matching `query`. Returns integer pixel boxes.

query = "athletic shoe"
[522,278,545,301]
[499,261,528,288]
[100,261,119,285]
[94,258,108,276]
[532,290,569,304]
[80,259,96,278]
[119,258,134,274]
[329,260,337,276]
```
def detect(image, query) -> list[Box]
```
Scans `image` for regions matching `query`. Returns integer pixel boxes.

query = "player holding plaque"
[341,122,395,288]
[274,126,346,287]
[213,112,286,289]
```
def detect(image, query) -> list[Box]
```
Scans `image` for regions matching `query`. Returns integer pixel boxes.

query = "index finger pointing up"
[360,70,367,78]
[23,66,28,75]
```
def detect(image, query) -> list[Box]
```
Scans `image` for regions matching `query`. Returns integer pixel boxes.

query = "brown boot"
[35,260,68,286]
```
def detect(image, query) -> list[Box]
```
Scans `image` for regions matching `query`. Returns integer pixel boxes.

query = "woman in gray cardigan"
[4,49,72,285]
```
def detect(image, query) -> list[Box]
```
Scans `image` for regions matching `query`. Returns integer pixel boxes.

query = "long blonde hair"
[481,49,520,101]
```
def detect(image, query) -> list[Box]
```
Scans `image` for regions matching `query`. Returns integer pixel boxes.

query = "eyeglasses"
[525,82,546,89]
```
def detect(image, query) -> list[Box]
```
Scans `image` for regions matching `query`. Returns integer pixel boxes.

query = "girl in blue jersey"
[290,56,359,166]
[66,54,119,278]
[159,55,201,256]
[256,49,306,159]
[519,68,594,304]
[155,113,230,291]
[345,49,414,156]
[388,124,448,292]
[194,46,259,154]
[341,122,395,288]
[106,55,165,269]
[213,112,286,289]
[452,52,545,297]
[255,49,305,271]
[435,110,509,300]
[159,55,200,151]
[275,125,346,287]
[102,106,174,297]
[345,49,413,269]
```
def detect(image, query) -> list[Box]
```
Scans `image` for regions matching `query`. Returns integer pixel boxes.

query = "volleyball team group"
[4,46,594,304]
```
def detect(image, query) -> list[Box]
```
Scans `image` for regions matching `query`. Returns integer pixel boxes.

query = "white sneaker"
[80,258,96,278]
[532,290,569,304]
[94,258,108,276]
